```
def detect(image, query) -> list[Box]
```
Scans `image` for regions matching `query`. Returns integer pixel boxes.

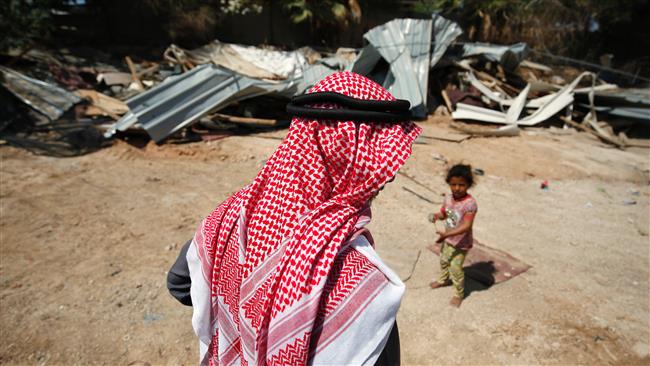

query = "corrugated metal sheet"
[105,61,355,142]
[576,88,650,122]
[105,64,302,142]
[430,13,463,68]
[461,42,528,71]
[104,15,471,140]
[354,18,433,118]
[0,65,81,120]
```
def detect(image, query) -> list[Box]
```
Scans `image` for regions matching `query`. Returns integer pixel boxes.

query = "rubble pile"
[1,14,648,155]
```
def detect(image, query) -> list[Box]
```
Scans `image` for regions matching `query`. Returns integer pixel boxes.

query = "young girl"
[430,164,477,308]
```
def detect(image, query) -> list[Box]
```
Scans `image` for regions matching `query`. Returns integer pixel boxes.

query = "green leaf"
[292,9,312,23]
[330,3,347,20]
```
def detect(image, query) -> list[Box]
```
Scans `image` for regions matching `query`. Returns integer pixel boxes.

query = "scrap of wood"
[210,113,278,126]
[560,116,625,148]
[397,171,441,196]
[183,60,195,71]
[457,61,520,96]
[136,63,160,78]
[419,129,470,143]
[475,69,520,95]
[450,121,519,137]
[76,89,128,120]
[401,249,422,282]
[440,89,454,113]
[519,59,553,73]
[124,56,144,90]
[99,72,132,86]
[402,186,439,205]
[624,139,650,148]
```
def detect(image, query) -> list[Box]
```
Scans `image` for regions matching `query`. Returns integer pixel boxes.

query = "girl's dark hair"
[446,164,474,187]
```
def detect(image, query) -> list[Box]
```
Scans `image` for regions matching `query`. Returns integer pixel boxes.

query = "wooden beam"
[560,116,625,149]
[210,113,278,126]
[124,56,144,90]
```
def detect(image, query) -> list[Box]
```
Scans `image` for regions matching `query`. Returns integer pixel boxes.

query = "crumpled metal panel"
[461,42,529,71]
[356,18,433,118]
[576,88,650,122]
[0,65,80,120]
[430,13,463,68]
[105,64,301,142]
[166,40,309,80]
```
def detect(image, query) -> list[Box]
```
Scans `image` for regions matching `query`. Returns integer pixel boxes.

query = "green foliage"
[282,0,352,24]
[0,0,57,52]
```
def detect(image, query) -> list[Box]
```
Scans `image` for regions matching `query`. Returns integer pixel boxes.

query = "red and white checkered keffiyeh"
[187,72,421,365]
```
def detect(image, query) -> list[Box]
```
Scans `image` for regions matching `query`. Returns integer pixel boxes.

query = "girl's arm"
[436,213,475,242]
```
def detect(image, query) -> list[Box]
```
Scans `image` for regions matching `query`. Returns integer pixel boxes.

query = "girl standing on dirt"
[430,164,477,308]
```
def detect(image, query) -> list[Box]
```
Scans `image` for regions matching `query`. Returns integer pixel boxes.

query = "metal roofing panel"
[106,64,300,142]
[362,18,433,118]
[431,13,463,68]
[0,65,81,120]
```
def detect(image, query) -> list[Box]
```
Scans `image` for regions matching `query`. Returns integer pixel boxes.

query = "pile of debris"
[1,14,648,155]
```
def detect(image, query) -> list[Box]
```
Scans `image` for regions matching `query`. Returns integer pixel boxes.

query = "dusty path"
[1,119,648,365]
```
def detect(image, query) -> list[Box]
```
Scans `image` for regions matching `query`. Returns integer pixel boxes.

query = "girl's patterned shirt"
[440,194,477,250]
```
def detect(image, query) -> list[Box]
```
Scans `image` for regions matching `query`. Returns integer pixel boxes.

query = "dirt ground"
[1,117,649,365]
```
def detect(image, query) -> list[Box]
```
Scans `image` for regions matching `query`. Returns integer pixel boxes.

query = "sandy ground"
[1,118,649,365]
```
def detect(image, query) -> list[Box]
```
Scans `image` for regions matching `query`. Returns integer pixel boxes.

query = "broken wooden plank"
[136,63,160,78]
[76,89,128,121]
[397,171,441,196]
[402,186,439,204]
[210,113,278,126]
[419,129,470,143]
[125,56,144,90]
[450,121,519,137]
[624,139,650,148]
[560,116,625,149]
[441,89,454,113]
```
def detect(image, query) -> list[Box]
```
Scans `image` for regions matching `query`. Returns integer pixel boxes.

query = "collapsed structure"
[1,14,648,150]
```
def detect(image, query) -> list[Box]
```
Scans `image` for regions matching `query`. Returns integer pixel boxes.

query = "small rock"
[594,335,605,342]
[144,312,164,324]
[432,153,447,164]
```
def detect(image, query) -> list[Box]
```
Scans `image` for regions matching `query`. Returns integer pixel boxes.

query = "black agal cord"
[287,92,412,122]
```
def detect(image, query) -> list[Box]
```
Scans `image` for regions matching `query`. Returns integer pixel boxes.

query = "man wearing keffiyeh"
[167,72,421,365]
